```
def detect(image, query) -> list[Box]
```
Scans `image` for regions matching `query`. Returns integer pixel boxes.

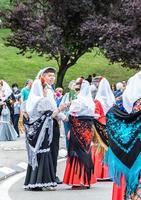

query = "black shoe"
[55,176,62,184]
[97,178,112,182]
[31,187,42,191]
[71,186,90,190]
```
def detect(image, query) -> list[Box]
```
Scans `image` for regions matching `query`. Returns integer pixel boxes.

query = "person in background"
[115,82,124,94]
[0,80,15,124]
[0,80,18,141]
[20,79,33,115]
[55,87,64,107]
[12,83,21,97]
[111,83,116,93]
[114,82,124,111]
[92,77,115,181]
[20,79,33,134]
[12,83,21,136]
[92,73,97,83]
[60,80,77,151]
[13,96,21,137]
[0,102,18,141]
[90,76,103,99]
[86,75,92,84]
[21,79,33,104]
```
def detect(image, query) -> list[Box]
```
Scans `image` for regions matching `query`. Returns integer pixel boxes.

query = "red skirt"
[112,177,141,200]
[63,157,96,186]
[112,176,125,200]
[91,145,109,179]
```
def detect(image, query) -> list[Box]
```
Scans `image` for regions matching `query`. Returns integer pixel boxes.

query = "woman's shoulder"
[37,97,52,112]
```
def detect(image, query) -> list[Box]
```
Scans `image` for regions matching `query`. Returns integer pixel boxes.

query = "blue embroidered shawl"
[104,105,141,197]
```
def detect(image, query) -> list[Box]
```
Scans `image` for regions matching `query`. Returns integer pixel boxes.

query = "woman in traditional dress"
[105,71,141,200]
[92,77,115,180]
[0,80,18,141]
[60,80,77,151]
[63,78,96,188]
[24,75,66,191]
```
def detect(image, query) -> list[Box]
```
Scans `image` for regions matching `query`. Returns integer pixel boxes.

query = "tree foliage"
[81,0,141,68]
[2,0,141,86]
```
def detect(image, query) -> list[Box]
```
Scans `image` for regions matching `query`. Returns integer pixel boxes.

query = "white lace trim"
[0,121,10,124]
[37,148,50,154]
[24,182,57,189]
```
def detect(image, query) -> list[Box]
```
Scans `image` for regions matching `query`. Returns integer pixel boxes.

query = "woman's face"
[12,86,18,92]
[111,84,115,90]
[43,72,56,85]
[74,84,81,94]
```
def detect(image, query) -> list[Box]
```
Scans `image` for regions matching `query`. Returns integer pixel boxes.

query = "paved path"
[0,160,113,200]
[0,134,67,181]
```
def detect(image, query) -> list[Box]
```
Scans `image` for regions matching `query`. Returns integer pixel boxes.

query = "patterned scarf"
[69,115,94,184]
[105,105,141,198]
[24,111,53,170]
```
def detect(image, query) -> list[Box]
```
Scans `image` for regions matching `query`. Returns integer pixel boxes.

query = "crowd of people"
[0,67,141,200]
[0,79,33,140]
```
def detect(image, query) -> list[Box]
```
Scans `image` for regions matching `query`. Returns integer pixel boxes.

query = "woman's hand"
[59,103,68,111]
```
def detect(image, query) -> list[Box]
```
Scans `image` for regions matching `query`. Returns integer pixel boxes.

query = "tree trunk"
[56,65,69,88]
[56,55,70,87]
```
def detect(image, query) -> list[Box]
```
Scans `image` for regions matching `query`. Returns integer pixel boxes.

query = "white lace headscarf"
[122,71,141,114]
[0,80,12,101]
[26,67,56,116]
[26,79,43,116]
[36,67,56,79]
[69,79,95,117]
[95,77,116,115]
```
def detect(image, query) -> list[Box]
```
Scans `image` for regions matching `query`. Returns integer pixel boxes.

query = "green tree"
[3,0,141,86]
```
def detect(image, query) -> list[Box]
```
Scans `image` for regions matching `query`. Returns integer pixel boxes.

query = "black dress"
[24,98,57,189]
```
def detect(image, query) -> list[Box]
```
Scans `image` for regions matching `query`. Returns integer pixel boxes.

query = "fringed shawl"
[104,105,141,197]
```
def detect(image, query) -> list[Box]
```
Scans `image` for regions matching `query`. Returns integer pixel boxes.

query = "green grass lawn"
[0,0,10,9]
[0,29,137,89]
